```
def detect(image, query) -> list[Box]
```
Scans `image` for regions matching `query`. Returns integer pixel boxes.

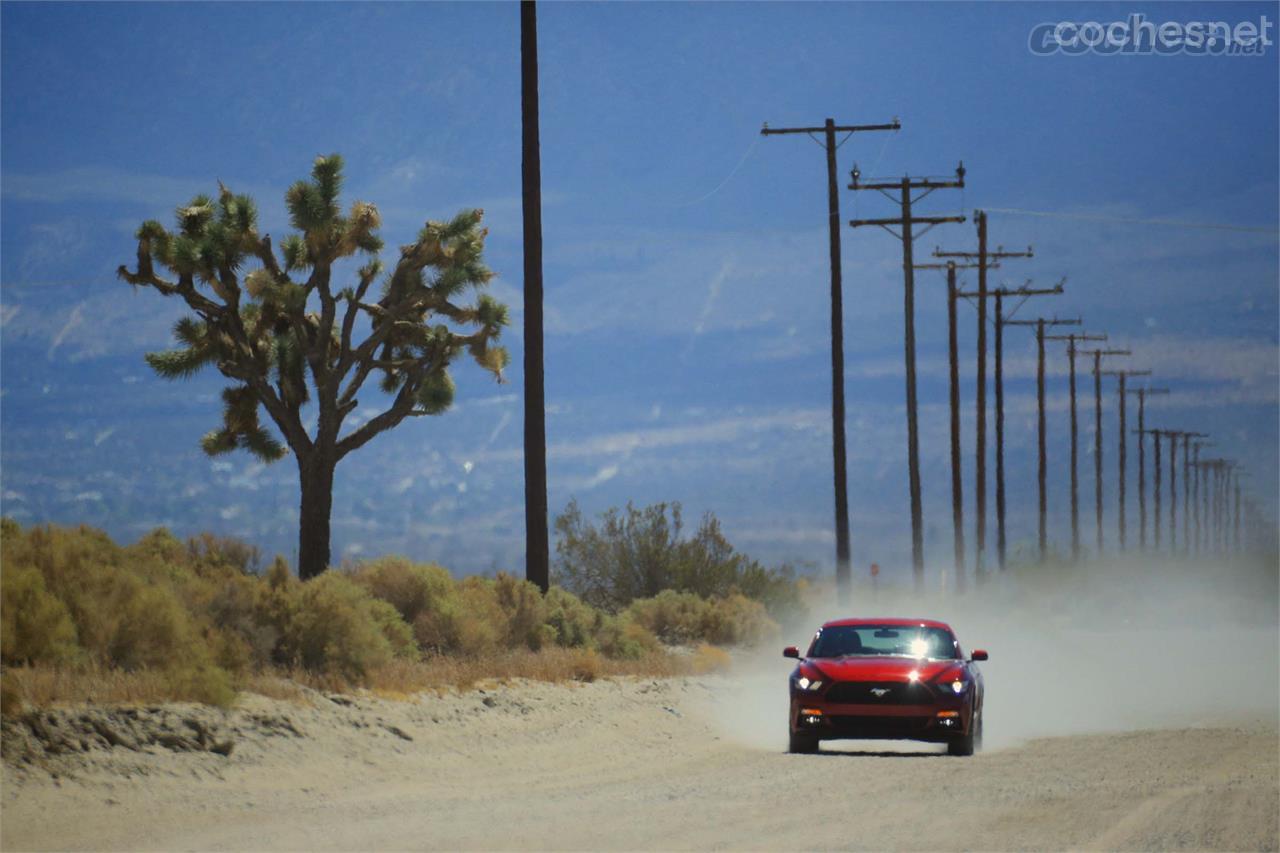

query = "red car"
[784,617,987,756]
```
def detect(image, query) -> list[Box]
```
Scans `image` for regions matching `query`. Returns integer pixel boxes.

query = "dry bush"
[1,662,232,708]
[627,590,779,647]
[277,572,416,682]
[363,646,686,694]
[1,563,79,665]
[688,643,733,674]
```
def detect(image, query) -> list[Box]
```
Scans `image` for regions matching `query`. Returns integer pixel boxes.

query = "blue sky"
[2,2,1276,583]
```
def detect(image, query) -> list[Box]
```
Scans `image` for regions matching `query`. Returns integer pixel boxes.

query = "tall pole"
[1046,333,1107,562]
[1127,387,1168,553]
[1093,352,1103,557]
[1083,348,1131,559]
[1136,393,1146,550]
[1100,369,1151,552]
[850,163,966,593]
[1002,314,1077,564]
[1182,439,1191,554]
[1169,432,1179,552]
[994,291,1005,570]
[984,280,1067,570]
[935,219,1031,578]
[946,264,966,589]
[1154,431,1163,551]
[901,179,924,590]
[521,0,550,594]
[762,117,899,604]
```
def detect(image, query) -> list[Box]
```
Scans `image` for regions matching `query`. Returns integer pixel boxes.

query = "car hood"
[808,656,959,683]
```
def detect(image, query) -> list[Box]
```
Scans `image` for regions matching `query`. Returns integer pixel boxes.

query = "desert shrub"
[0,563,80,665]
[626,590,710,645]
[554,499,805,621]
[689,643,733,674]
[351,557,461,653]
[277,572,416,682]
[700,593,777,646]
[595,613,659,660]
[543,586,601,649]
[186,531,262,575]
[627,590,778,647]
[493,572,551,650]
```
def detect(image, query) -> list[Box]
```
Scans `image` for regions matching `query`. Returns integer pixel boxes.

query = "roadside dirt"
[3,675,1276,851]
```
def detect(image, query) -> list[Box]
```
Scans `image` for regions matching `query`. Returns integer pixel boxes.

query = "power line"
[982,207,1277,235]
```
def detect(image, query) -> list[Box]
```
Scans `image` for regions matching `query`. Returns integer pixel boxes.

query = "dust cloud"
[707,554,1279,752]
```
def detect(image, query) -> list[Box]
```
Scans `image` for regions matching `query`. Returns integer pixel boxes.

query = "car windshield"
[808,625,959,659]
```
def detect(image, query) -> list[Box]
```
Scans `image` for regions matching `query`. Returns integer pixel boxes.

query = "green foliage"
[1,564,80,665]
[120,155,512,579]
[275,572,408,681]
[626,590,778,647]
[553,499,806,622]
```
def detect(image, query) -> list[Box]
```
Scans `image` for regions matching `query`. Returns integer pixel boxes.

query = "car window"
[808,625,959,659]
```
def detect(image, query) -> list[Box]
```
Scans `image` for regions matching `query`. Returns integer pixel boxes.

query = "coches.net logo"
[1029,13,1273,56]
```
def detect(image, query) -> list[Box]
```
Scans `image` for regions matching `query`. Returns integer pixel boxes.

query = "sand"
[3,671,1277,852]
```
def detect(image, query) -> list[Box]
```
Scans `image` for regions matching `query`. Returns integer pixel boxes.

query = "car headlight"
[947,678,967,694]
[792,675,824,692]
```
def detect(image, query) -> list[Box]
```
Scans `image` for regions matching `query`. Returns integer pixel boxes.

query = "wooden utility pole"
[1098,369,1151,551]
[761,117,899,604]
[520,0,550,593]
[1044,333,1107,562]
[849,163,966,592]
[935,218,1032,580]
[1175,431,1208,554]
[1191,439,1213,554]
[1082,348,1131,558]
[1125,387,1169,552]
[1155,430,1207,554]
[915,259,987,591]
[1002,315,1079,562]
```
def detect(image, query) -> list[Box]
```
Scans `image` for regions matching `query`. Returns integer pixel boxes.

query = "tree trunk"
[297,452,335,580]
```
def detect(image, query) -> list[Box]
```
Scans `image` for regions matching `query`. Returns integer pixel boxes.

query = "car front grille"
[827,715,933,736]
[824,681,936,705]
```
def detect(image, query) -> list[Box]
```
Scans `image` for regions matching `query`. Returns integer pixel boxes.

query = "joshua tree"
[120,154,508,579]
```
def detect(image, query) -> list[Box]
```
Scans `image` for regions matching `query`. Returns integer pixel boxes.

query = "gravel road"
[3,675,1276,851]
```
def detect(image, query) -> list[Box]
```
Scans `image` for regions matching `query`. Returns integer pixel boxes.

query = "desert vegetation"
[1,512,802,714]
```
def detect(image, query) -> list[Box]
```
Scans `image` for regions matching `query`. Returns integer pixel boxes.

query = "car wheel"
[788,731,819,754]
[973,707,984,753]
[947,731,974,756]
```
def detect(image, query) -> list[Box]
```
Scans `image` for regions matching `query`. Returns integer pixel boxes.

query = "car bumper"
[790,696,974,742]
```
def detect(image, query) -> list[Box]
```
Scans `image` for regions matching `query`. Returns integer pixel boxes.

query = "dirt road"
[3,674,1276,851]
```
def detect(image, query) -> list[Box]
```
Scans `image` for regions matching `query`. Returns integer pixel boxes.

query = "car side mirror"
[970,649,988,662]
[783,646,800,659]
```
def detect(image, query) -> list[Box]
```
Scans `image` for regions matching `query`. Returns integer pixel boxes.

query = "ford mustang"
[784,617,987,756]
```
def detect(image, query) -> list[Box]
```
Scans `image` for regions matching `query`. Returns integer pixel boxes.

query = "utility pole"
[1175,431,1208,554]
[935,216,1032,579]
[1126,386,1169,552]
[1191,439,1213,554]
[978,286,1068,569]
[914,259,987,592]
[849,162,966,592]
[520,0,550,594]
[1004,315,1079,562]
[1082,348,1131,558]
[1098,369,1151,551]
[1045,333,1108,562]
[762,116,900,604]
[1156,430,1207,554]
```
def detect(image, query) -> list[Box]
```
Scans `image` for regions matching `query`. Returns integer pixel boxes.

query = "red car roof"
[820,617,954,631]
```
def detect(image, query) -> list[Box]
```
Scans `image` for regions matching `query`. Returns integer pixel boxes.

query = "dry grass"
[2,664,182,712]
[1,645,728,713]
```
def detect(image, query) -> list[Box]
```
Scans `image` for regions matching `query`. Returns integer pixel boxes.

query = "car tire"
[948,706,980,756]
[788,731,819,754]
